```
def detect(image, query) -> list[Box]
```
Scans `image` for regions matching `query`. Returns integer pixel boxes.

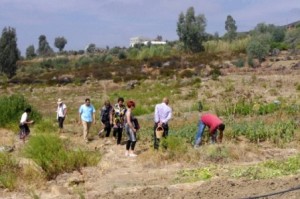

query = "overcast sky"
[0,0,299,56]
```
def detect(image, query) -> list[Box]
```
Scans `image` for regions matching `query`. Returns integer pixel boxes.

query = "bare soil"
[0,127,300,199]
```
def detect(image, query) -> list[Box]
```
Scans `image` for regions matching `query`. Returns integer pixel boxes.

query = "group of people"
[19,96,226,155]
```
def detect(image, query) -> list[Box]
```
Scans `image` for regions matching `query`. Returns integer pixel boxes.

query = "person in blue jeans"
[194,113,225,148]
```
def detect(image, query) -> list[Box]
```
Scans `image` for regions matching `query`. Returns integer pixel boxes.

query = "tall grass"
[24,134,100,180]
[0,153,18,190]
[0,94,41,128]
[204,37,250,54]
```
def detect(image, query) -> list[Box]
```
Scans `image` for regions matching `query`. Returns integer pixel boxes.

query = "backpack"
[101,106,111,123]
[132,118,140,130]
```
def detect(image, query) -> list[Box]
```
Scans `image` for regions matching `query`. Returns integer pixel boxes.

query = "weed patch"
[174,167,214,183]
[230,154,300,179]
[24,134,100,180]
[0,153,18,190]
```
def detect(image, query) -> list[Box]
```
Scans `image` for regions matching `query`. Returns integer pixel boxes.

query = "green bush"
[233,58,245,67]
[246,34,271,62]
[24,134,100,180]
[0,153,18,190]
[160,135,188,159]
[0,94,41,128]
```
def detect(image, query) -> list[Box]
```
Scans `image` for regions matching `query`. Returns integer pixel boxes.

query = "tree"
[176,7,207,52]
[37,35,53,56]
[26,45,36,59]
[156,35,163,41]
[247,34,271,63]
[86,43,96,53]
[225,15,237,42]
[285,26,300,50]
[54,36,67,52]
[0,27,20,77]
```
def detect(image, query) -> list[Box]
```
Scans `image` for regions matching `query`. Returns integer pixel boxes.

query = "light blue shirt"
[79,104,95,122]
[154,102,172,123]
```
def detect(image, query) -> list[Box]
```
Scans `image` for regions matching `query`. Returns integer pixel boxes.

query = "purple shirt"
[154,102,172,123]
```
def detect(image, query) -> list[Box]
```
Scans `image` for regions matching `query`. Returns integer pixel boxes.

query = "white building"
[129,36,166,47]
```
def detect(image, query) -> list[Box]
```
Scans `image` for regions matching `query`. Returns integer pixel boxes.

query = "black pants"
[19,124,30,139]
[58,117,65,128]
[153,123,169,149]
[102,121,112,137]
[113,127,123,145]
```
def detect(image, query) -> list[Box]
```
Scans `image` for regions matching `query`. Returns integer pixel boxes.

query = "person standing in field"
[194,113,225,148]
[124,100,139,157]
[78,98,96,143]
[153,97,172,150]
[56,98,67,133]
[99,100,113,137]
[19,108,34,142]
[112,97,126,145]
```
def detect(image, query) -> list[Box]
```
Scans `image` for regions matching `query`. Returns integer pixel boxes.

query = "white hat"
[57,98,63,104]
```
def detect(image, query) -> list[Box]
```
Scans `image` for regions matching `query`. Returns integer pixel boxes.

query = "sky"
[0,0,299,56]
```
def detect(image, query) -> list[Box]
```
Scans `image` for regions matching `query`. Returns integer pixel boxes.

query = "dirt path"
[1,128,300,199]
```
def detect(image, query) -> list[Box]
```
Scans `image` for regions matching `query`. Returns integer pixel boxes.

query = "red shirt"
[201,113,222,134]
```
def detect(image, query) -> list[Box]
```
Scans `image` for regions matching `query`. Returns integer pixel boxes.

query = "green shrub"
[233,58,245,67]
[24,134,100,180]
[160,135,188,159]
[246,36,270,62]
[0,94,41,128]
[0,153,18,190]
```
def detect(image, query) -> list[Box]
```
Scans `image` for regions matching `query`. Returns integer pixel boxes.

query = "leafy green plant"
[24,134,100,180]
[175,167,214,183]
[257,103,280,115]
[231,120,296,145]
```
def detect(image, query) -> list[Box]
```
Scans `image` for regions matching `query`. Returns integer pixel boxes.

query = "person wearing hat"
[56,98,67,133]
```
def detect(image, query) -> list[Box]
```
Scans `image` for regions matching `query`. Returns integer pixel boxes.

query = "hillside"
[0,50,300,199]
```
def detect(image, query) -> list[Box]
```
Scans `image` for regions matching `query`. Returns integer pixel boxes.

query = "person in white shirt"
[19,108,34,142]
[153,97,172,149]
[56,98,67,133]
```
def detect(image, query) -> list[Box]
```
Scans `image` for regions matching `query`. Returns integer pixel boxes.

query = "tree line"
[0,6,300,78]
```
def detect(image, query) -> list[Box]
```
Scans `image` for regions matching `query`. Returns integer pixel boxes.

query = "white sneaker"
[125,151,129,156]
[129,153,137,157]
